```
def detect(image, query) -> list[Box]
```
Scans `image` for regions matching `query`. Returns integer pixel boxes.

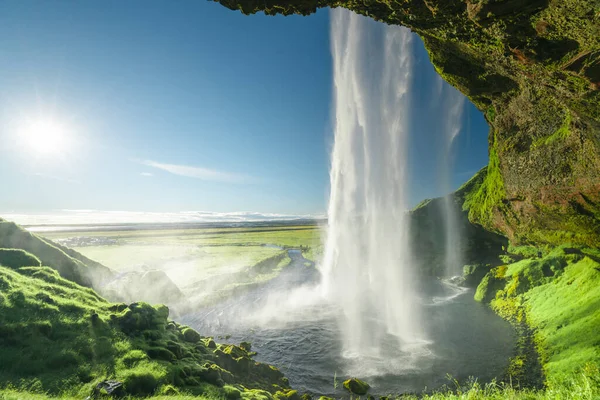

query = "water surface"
[182,251,515,396]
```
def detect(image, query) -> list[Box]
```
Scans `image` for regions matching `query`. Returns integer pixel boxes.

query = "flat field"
[44,224,324,304]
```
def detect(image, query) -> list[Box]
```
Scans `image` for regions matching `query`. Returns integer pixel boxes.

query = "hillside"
[0,219,113,288]
[0,257,295,399]
[0,219,187,309]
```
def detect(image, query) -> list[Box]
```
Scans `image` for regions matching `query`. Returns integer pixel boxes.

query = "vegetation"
[0,248,41,269]
[474,246,600,389]
[462,135,506,232]
[44,224,323,307]
[0,220,113,287]
[0,262,293,399]
[342,378,370,395]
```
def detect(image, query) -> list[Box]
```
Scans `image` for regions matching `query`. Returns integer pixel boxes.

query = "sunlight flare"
[20,118,70,156]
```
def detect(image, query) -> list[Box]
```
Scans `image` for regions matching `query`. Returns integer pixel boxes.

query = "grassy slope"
[0,220,113,287]
[0,262,294,400]
[476,247,600,387]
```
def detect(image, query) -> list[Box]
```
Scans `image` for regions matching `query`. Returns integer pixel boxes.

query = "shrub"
[123,371,160,396]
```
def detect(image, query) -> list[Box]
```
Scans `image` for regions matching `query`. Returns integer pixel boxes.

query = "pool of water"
[181,251,515,397]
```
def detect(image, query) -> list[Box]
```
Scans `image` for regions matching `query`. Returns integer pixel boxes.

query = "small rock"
[343,378,370,395]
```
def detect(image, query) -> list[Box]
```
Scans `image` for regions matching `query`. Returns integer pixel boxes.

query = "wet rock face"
[214,0,600,246]
[410,191,508,276]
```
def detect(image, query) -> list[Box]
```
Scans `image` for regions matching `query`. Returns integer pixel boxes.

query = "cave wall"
[215,0,600,246]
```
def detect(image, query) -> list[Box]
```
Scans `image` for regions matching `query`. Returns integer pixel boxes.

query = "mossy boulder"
[182,327,202,343]
[463,264,492,288]
[275,389,300,400]
[474,268,506,303]
[115,302,169,334]
[343,378,370,395]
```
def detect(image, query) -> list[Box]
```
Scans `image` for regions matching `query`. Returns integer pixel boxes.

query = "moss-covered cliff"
[215,0,600,247]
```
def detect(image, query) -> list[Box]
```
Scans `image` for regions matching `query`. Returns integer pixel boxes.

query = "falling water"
[437,83,465,277]
[322,9,424,364]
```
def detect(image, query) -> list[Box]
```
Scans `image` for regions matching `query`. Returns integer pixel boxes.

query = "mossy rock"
[182,327,201,343]
[146,346,176,361]
[221,344,247,358]
[474,269,506,303]
[343,378,370,395]
[225,385,243,399]
[275,389,300,400]
[122,371,160,396]
[463,264,492,288]
[239,341,252,352]
[115,302,168,334]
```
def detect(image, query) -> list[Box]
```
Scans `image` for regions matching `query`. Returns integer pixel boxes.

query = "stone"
[343,378,370,395]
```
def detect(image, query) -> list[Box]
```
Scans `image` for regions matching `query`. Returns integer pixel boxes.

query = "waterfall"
[321,9,423,363]
[437,83,465,277]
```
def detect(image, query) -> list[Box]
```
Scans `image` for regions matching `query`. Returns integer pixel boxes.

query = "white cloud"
[137,159,255,184]
[140,172,153,177]
[1,210,325,229]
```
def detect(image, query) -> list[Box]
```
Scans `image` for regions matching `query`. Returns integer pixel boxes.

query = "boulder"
[463,264,492,288]
[343,378,370,395]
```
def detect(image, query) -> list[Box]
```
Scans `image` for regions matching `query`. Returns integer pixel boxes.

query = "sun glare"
[21,119,70,155]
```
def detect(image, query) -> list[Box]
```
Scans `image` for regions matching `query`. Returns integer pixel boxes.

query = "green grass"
[44,225,324,306]
[399,365,599,399]
[474,246,600,388]
[0,221,113,287]
[0,248,41,269]
[0,263,292,399]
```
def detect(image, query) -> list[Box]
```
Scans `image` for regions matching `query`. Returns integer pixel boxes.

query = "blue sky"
[0,1,490,218]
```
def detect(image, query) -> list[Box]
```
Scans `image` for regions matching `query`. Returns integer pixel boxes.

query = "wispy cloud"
[140,172,153,177]
[136,159,256,184]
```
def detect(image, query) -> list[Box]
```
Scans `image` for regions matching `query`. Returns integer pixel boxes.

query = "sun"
[21,119,70,155]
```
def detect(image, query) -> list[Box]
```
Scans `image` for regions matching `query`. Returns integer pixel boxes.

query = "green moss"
[0,221,113,287]
[343,378,370,395]
[181,327,202,343]
[0,249,41,269]
[480,247,600,388]
[474,268,505,303]
[0,259,292,398]
[525,256,600,382]
[463,133,506,231]
[533,110,572,147]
